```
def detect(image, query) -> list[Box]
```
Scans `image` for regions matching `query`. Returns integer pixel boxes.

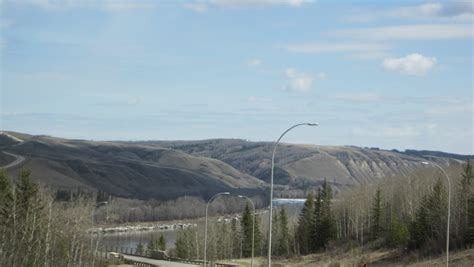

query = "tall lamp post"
[422,161,451,267]
[267,123,318,267]
[91,201,108,267]
[238,195,256,267]
[204,192,230,267]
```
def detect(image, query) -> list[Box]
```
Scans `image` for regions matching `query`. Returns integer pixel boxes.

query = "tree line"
[0,169,100,266]
[167,161,474,263]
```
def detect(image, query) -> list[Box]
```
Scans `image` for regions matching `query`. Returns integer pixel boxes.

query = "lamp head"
[238,195,244,198]
[307,123,319,126]
[222,192,230,195]
[421,161,430,165]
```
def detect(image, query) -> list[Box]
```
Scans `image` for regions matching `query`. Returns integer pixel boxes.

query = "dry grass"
[217,248,474,267]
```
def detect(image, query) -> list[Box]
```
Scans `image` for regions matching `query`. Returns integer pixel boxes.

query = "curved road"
[1,151,25,169]
[122,254,200,267]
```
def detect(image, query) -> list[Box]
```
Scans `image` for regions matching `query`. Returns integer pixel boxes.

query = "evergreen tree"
[426,179,447,251]
[386,215,409,247]
[467,195,474,247]
[296,192,315,255]
[16,170,40,220]
[241,203,253,257]
[313,180,335,251]
[409,179,446,252]
[409,195,430,250]
[0,169,14,226]
[271,210,279,255]
[158,233,166,251]
[278,207,290,256]
[14,170,44,266]
[461,161,474,246]
[147,239,155,250]
[253,215,262,256]
[312,188,323,250]
[371,188,383,239]
[175,231,187,258]
[136,241,144,255]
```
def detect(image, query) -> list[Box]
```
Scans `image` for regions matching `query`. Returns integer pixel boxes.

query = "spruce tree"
[0,170,14,227]
[158,233,166,251]
[253,215,262,256]
[278,207,290,256]
[147,239,155,250]
[371,188,383,239]
[241,203,253,257]
[466,195,474,247]
[408,179,446,252]
[409,195,429,250]
[426,179,447,251]
[175,230,188,258]
[461,161,474,246]
[314,179,335,250]
[296,192,315,255]
[136,241,144,255]
[312,188,323,250]
[16,170,40,220]
[271,210,279,255]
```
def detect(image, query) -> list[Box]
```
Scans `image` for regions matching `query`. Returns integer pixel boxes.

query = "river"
[97,198,306,251]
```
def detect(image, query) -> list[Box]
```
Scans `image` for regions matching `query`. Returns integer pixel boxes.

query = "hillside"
[0,132,264,200]
[137,139,471,191]
[1,132,471,200]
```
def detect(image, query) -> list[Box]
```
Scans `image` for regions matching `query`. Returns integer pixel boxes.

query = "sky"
[0,0,473,154]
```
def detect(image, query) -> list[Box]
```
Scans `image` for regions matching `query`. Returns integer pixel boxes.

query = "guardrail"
[104,246,241,266]
[123,258,159,267]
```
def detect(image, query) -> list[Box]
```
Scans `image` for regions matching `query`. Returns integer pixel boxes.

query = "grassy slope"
[144,139,469,190]
[220,248,474,267]
[1,133,264,200]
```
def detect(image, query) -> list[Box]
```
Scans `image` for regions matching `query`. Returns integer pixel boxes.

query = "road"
[122,254,201,267]
[1,151,25,169]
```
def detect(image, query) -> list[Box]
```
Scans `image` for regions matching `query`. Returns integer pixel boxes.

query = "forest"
[0,161,473,266]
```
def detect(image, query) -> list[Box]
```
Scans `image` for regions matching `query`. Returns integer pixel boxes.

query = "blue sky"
[0,0,473,154]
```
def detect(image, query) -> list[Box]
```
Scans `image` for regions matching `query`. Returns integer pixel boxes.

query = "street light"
[238,195,256,267]
[204,192,230,267]
[421,161,451,267]
[91,201,108,267]
[267,123,318,267]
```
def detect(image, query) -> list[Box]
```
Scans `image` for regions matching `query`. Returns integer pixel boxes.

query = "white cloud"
[285,68,314,92]
[246,58,262,67]
[211,0,310,8]
[283,42,391,60]
[390,2,473,21]
[425,102,474,116]
[182,2,208,13]
[182,0,311,11]
[283,42,389,53]
[382,53,436,76]
[391,3,443,18]
[332,92,381,102]
[344,2,473,23]
[316,72,327,79]
[352,126,422,138]
[6,0,158,12]
[332,24,473,40]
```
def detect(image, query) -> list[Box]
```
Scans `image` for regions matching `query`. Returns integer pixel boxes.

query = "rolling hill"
[134,139,471,191]
[0,132,264,200]
[0,131,472,200]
